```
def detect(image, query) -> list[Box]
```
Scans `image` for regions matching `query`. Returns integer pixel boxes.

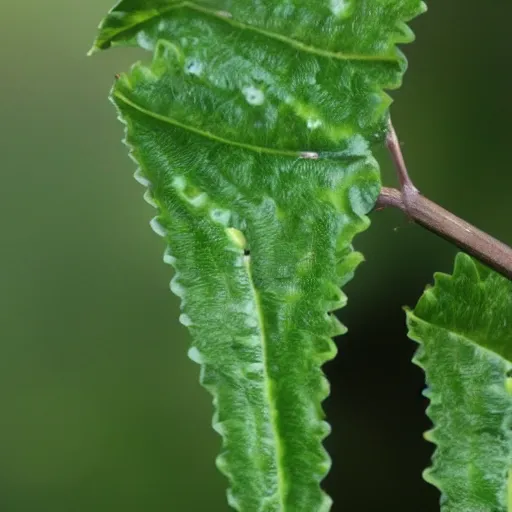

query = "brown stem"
[385,118,418,196]
[377,121,512,281]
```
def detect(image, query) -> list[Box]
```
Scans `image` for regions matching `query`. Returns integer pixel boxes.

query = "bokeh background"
[1,2,511,511]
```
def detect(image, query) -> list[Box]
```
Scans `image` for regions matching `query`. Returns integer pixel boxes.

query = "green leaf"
[407,253,512,512]
[91,1,425,510]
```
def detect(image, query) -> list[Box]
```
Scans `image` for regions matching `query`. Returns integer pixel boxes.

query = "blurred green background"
[1,2,511,511]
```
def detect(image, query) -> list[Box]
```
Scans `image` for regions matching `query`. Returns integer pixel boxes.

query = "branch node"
[375,118,512,281]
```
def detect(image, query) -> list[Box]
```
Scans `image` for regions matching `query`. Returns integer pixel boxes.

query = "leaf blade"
[93,1,425,509]
[117,100,373,510]
[407,253,512,512]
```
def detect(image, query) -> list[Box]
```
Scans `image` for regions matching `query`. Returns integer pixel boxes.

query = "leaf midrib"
[243,254,286,509]
[93,0,399,63]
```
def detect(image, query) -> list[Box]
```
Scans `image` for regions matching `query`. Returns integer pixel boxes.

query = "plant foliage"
[407,253,512,512]
[91,1,425,510]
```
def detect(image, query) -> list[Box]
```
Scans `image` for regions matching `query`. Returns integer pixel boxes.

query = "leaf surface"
[407,253,512,512]
[92,1,425,510]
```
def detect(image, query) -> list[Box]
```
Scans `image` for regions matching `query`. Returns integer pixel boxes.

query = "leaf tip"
[86,44,99,57]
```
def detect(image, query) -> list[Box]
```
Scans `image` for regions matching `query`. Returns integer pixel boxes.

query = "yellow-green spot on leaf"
[324,124,355,144]
[226,228,247,250]
[172,176,208,207]
[506,378,512,396]
[155,39,185,68]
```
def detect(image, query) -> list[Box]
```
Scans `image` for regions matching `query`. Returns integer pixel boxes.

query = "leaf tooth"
[162,247,176,266]
[187,346,204,365]
[133,168,151,187]
[149,216,167,237]
[169,275,185,300]
[326,314,347,338]
[143,188,157,207]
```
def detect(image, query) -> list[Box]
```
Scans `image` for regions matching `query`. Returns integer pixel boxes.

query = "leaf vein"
[114,90,308,157]
[408,311,510,364]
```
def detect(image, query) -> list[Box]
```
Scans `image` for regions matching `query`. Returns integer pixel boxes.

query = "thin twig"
[385,118,418,196]
[376,120,512,281]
